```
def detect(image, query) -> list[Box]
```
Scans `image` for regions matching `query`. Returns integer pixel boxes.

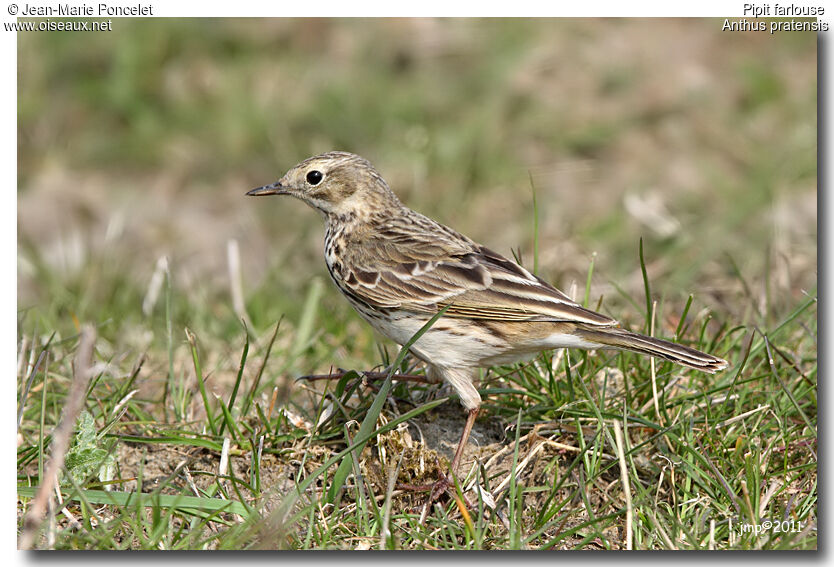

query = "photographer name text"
[18,2,152,16]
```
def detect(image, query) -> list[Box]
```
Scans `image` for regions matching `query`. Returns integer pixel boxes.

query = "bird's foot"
[399,472,478,522]
[396,471,450,497]
[396,472,453,512]
[396,454,474,517]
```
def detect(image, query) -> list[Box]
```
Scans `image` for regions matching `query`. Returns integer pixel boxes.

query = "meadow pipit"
[248,151,727,503]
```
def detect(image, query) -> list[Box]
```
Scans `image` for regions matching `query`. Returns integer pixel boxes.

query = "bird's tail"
[574,326,728,374]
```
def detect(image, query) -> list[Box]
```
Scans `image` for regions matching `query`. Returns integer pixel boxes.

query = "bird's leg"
[398,407,480,509]
[429,406,479,502]
[296,368,352,382]
[362,371,436,384]
[297,368,435,385]
[449,406,479,475]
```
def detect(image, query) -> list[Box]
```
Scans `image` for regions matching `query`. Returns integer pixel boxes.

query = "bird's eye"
[306,170,323,185]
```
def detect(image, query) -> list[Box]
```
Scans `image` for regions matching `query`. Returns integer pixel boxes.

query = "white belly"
[345,293,601,370]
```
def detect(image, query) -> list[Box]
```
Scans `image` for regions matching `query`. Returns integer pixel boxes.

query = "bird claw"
[296,368,351,382]
[427,473,453,505]
[396,470,458,514]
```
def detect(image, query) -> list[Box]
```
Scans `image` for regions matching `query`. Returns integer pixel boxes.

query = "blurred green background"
[18,18,817,372]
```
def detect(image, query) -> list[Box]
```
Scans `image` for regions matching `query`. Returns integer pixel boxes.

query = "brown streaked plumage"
[247,151,728,505]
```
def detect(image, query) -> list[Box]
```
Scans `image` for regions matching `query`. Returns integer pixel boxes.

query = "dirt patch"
[407,400,507,464]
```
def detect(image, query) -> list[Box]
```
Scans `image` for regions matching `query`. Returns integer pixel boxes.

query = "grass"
[17,19,816,550]
[16,238,817,549]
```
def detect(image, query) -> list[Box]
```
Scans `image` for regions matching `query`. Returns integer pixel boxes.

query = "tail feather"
[574,327,728,374]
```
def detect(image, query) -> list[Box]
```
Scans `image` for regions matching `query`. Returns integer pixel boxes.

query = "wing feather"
[338,216,617,327]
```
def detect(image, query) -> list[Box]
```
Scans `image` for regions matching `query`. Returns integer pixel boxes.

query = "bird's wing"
[340,222,617,327]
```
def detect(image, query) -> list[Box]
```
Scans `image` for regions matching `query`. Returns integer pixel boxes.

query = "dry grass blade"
[612,420,632,550]
[715,404,770,428]
[380,449,405,550]
[648,300,662,425]
[493,440,548,495]
[142,256,169,316]
[227,239,252,328]
[19,325,96,550]
[17,333,54,430]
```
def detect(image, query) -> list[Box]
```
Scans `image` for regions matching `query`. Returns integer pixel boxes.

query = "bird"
[247,151,728,504]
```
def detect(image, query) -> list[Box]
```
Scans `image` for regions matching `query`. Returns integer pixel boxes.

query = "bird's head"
[247,151,401,219]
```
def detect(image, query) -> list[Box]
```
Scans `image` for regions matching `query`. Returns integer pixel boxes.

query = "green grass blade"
[17,486,250,517]
[326,305,451,502]
[674,294,694,340]
[529,172,539,276]
[185,328,217,436]
[217,395,243,443]
[221,322,250,435]
[269,396,448,535]
[583,253,596,308]
[638,237,652,332]
[243,318,282,417]
[164,259,173,423]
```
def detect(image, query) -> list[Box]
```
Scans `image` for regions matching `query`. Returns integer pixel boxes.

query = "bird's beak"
[246,182,289,196]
